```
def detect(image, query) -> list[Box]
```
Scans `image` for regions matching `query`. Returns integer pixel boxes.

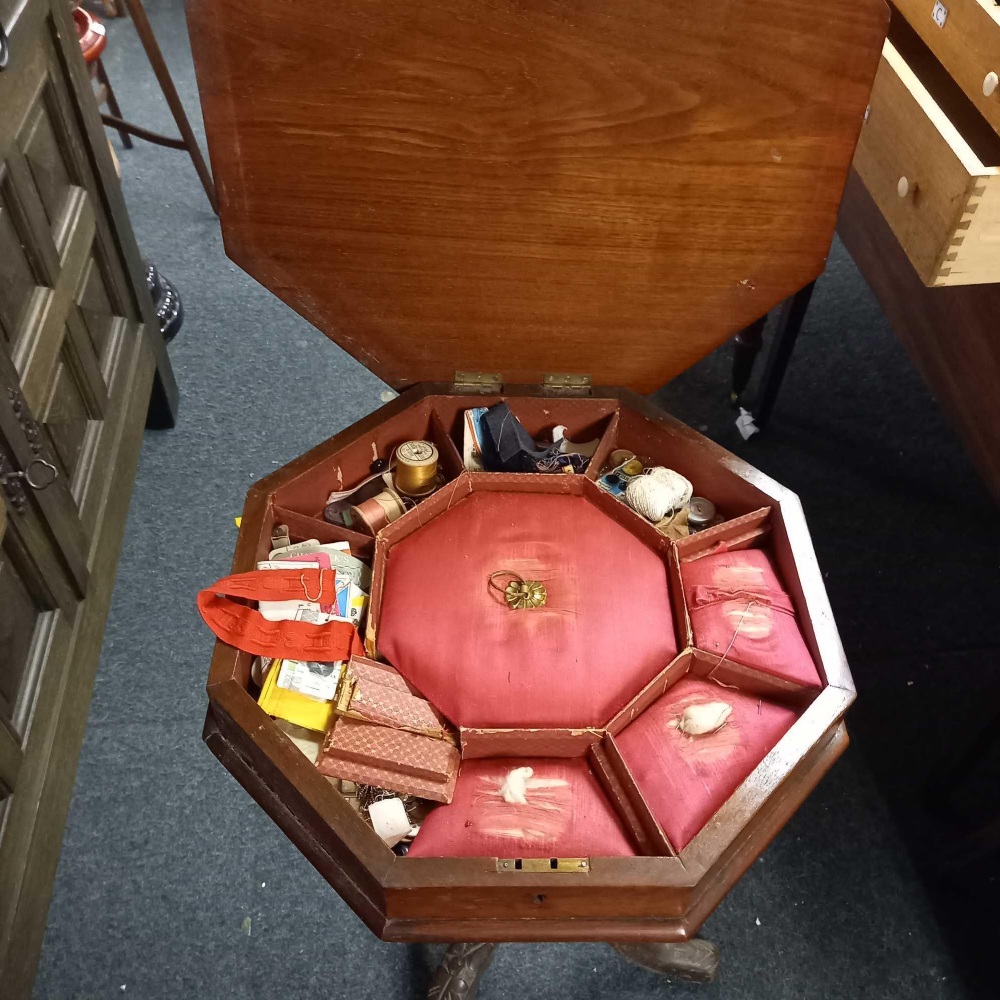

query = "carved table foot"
[611,939,720,983]
[429,943,497,1000]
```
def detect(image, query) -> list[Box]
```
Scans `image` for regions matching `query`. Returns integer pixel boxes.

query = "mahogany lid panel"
[186,0,888,391]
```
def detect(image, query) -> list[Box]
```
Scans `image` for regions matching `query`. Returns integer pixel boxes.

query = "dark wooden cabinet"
[0,0,176,994]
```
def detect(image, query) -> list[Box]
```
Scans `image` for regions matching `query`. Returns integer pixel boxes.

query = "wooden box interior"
[185,0,885,942]
[204,386,854,941]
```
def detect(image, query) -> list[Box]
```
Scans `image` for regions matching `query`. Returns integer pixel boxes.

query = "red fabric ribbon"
[197,568,363,662]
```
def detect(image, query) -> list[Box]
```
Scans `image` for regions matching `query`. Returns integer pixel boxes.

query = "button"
[897,176,909,198]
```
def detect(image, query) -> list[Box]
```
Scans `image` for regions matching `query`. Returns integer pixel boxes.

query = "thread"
[351,489,406,534]
[394,440,438,496]
[625,467,693,522]
[500,766,534,805]
[668,702,733,736]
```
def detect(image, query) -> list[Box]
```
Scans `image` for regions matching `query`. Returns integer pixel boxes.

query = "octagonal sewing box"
[188,0,888,943]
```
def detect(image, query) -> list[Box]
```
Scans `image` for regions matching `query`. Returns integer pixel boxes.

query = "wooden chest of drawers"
[855,12,1000,286]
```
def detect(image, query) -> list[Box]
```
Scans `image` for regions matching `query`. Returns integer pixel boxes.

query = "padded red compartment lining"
[683,548,821,688]
[378,491,678,728]
[408,757,637,858]
[615,676,799,850]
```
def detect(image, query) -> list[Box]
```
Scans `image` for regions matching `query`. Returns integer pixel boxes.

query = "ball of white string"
[625,467,694,522]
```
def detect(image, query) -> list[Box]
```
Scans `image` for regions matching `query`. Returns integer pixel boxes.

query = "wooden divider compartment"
[270,396,465,519]
[432,394,618,476]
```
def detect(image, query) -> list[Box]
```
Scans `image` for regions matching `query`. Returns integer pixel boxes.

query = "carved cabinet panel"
[0,0,170,994]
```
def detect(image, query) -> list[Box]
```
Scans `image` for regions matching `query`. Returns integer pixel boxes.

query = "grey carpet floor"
[31,2,999,998]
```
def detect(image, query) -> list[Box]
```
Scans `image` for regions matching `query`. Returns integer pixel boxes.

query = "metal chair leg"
[752,280,816,429]
[730,314,768,408]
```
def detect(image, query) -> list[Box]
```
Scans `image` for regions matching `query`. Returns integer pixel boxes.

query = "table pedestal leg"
[427,938,718,996]
[611,939,720,983]
[428,943,497,1000]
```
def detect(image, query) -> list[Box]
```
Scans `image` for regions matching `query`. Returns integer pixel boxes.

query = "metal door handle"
[0,457,59,511]
[0,23,9,71]
[19,458,58,490]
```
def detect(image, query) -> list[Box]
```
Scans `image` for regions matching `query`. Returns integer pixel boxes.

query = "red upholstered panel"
[408,758,637,858]
[683,549,821,688]
[378,491,678,728]
[615,677,799,850]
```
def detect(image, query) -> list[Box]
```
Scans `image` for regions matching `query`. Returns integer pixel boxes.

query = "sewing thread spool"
[687,496,717,532]
[394,440,439,497]
[351,489,406,534]
[625,467,694,522]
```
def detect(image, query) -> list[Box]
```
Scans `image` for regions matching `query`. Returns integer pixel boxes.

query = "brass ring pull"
[23,458,58,490]
[488,570,547,610]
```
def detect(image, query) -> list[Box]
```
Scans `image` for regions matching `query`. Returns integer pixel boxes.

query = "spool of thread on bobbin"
[625,467,693,522]
[351,489,407,534]
[394,440,439,497]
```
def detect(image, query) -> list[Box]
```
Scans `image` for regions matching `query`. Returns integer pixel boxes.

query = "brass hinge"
[453,371,503,393]
[496,857,590,873]
[543,373,592,396]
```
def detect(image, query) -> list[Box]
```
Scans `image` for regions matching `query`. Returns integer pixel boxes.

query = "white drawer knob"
[984,71,999,97]
[897,176,909,198]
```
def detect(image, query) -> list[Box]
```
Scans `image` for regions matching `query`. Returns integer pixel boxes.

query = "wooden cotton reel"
[351,488,407,534]
[394,440,439,497]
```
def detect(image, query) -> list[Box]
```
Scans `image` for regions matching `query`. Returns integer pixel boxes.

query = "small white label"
[932,1,948,28]
[276,659,342,702]
[368,797,416,848]
[735,407,760,442]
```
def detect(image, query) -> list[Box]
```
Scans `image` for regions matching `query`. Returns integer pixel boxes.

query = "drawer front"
[854,40,1000,286]
[894,0,1000,135]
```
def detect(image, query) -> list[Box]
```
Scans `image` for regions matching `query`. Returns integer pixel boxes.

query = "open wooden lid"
[187,0,887,392]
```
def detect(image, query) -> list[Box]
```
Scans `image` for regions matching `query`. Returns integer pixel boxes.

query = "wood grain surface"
[185,0,887,390]
[893,0,1000,137]
[854,35,1000,286]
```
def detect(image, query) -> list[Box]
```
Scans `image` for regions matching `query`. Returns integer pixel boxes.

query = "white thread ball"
[625,467,693,522]
[500,766,534,805]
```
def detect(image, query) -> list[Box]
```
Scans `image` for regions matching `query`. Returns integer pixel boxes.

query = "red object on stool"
[73,7,133,150]
[73,6,106,61]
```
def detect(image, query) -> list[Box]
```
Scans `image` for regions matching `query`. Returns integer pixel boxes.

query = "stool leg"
[730,315,767,408]
[611,939,720,983]
[122,0,219,214]
[428,943,497,1000]
[95,59,133,149]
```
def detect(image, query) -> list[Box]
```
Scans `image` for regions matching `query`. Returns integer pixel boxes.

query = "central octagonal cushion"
[377,491,677,728]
